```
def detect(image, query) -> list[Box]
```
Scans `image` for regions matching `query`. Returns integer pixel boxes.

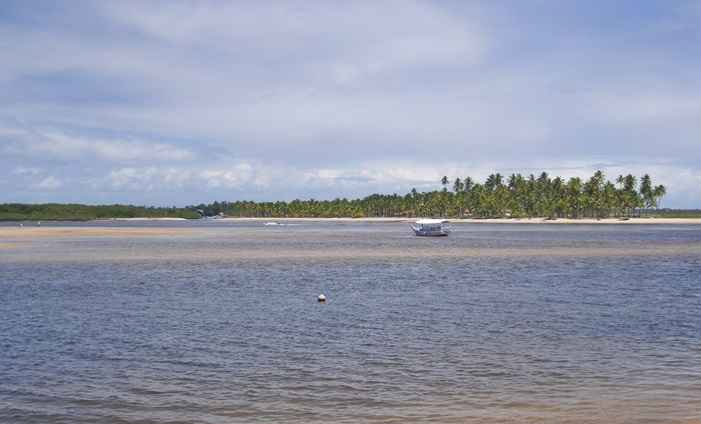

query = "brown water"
[1,221,700,423]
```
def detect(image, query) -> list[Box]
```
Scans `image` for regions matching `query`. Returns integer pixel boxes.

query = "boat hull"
[413,231,449,236]
[411,225,450,237]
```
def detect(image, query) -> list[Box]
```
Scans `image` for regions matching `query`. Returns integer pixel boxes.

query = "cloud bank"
[1,1,699,207]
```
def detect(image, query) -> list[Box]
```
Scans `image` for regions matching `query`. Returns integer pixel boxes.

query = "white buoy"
[318,294,326,302]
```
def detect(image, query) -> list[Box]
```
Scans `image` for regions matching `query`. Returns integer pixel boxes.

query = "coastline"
[93,217,188,221]
[214,217,701,225]
[2,216,700,225]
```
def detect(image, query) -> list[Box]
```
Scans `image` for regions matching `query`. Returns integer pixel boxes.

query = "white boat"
[411,219,450,236]
[264,221,283,226]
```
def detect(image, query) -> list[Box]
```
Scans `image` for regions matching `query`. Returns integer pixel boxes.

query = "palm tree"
[410,188,418,216]
[463,177,474,192]
[508,173,518,190]
[639,174,654,214]
[566,177,582,218]
[603,181,617,217]
[453,177,463,193]
[485,174,497,192]
[584,171,605,218]
[494,173,503,187]
[652,185,666,209]
[189,170,666,220]
[621,174,638,217]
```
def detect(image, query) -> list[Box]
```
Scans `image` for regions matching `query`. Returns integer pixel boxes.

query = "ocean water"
[1,222,700,423]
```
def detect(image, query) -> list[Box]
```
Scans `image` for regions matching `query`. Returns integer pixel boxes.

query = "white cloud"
[87,159,698,203]
[200,164,257,189]
[33,176,63,190]
[582,89,700,124]
[2,124,194,162]
[106,167,194,191]
[12,166,41,176]
[0,2,698,207]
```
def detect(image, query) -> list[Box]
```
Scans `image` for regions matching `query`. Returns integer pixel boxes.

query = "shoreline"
[93,217,188,221]
[1,217,700,225]
[214,217,701,225]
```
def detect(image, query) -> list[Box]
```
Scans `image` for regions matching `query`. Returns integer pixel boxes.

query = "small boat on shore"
[411,219,450,236]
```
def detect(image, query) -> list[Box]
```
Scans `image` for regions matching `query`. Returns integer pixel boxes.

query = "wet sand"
[4,246,698,263]
[1,226,699,263]
[456,217,701,224]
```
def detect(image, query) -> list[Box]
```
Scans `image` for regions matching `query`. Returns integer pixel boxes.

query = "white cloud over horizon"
[1,1,699,207]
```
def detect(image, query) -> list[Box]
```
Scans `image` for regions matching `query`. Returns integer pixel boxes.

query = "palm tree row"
[193,170,666,219]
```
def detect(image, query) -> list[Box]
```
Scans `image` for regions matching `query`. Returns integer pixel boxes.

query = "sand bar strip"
[1,244,699,263]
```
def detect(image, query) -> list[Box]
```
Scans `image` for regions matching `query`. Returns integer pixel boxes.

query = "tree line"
[192,171,667,219]
[0,203,200,221]
[1,171,668,220]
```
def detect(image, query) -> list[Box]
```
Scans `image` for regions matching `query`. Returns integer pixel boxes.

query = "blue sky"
[1,1,699,207]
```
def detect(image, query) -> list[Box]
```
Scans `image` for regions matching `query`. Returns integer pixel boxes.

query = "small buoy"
[317,294,326,302]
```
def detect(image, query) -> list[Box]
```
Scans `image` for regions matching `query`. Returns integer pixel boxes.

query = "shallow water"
[1,222,700,423]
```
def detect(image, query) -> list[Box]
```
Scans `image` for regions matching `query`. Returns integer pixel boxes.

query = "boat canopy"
[415,219,448,225]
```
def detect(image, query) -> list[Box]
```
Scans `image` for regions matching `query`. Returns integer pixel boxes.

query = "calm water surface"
[1,222,699,423]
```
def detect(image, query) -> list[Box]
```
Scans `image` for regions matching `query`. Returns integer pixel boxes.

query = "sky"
[1,0,699,207]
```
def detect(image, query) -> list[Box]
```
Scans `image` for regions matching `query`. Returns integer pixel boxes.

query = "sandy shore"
[93,217,188,221]
[1,224,699,262]
[456,217,701,224]
[217,217,701,224]
[1,239,698,261]
[0,218,698,238]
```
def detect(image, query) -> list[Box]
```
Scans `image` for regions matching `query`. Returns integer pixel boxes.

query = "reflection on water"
[1,222,700,423]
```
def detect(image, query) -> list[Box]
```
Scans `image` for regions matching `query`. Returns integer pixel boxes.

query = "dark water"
[1,222,700,423]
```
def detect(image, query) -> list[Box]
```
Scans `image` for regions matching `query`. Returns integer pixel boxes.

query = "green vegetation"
[647,209,701,218]
[193,170,672,219]
[2,171,687,221]
[0,203,200,221]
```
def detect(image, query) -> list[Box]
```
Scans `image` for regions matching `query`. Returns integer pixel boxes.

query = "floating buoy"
[317,294,326,302]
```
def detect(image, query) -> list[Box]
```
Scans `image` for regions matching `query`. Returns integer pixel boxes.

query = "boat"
[411,219,450,236]
[264,221,284,226]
